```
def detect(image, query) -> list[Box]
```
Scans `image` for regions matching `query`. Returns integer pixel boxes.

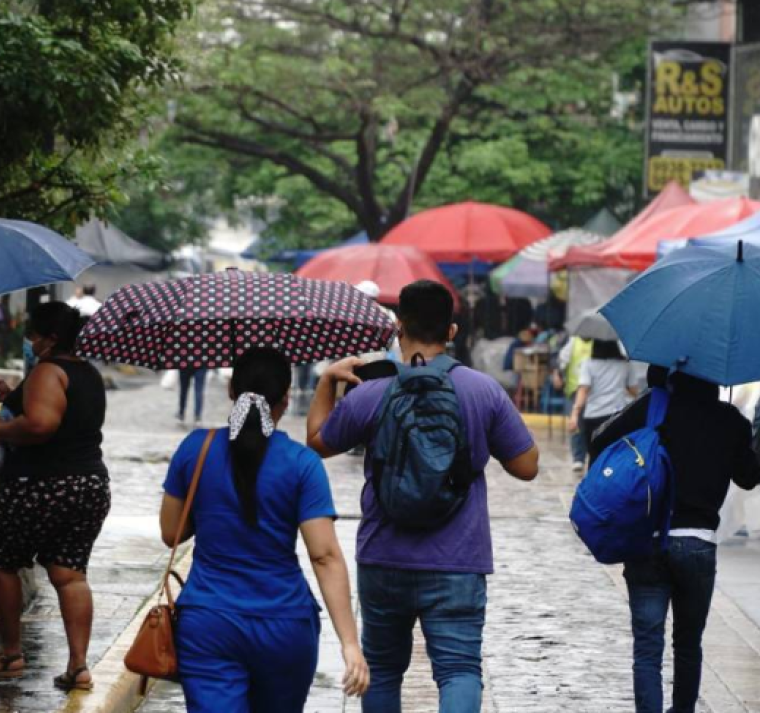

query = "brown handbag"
[124,429,216,690]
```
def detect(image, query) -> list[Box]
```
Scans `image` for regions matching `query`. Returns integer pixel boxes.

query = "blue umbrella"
[0,219,95,295]
[601,240,760,386]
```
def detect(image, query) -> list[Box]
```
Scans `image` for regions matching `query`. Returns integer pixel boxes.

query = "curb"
[56,549,193,713]
[521,413,567,429]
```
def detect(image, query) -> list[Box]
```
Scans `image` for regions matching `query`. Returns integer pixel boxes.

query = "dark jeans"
[624,536,717,713]
[567,396,587,463]
[179,368,208,421]
[583,414,610,455]
[358,565,486,713]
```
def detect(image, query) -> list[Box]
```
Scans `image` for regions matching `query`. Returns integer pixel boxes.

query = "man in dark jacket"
[591,365,760,713]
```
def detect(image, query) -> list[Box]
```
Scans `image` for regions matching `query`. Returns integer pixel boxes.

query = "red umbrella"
[380,201,552,263]
[76,270,395,368]
[296,244,461,310]
[555,197,760,272]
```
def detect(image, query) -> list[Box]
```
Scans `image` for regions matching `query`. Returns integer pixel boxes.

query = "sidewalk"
[1,374,759,712]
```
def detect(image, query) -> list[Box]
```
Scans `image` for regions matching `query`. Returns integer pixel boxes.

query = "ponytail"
[229,348,292,526]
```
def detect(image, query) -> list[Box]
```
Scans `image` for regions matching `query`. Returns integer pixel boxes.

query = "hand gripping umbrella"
[76,270,396,368]
[601,240,760,386]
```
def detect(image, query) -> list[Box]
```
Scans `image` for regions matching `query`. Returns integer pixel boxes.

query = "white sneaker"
[572,461,585,473]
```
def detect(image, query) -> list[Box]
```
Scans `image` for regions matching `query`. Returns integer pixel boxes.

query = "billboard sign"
[645,41,732,195]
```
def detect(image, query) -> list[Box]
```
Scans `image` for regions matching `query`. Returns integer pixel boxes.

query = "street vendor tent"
[549,182,699,320]
[75,219,166,270]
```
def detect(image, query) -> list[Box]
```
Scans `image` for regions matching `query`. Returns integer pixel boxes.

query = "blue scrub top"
[164,428,337,618]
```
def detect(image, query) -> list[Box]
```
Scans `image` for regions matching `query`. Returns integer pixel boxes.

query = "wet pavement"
[2,371,760,712]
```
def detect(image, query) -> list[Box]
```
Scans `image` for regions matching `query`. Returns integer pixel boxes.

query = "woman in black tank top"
[0,302,110,691]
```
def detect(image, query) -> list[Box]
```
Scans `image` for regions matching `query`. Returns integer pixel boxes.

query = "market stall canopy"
[296,244,460,310]
[658,210,760,259]
[243,231,369,266]
[583,208,622,237]
[552,181,696,270]
[553,197,760,272]
[75,219,166,270]
[490,229,604,297]
[381,201,552,263]
[0,219,95,295]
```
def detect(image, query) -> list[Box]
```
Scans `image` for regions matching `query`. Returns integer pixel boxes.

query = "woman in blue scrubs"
[160,347,369,712]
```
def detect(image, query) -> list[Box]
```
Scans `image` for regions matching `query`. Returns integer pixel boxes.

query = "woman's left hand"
[342,642,370,697]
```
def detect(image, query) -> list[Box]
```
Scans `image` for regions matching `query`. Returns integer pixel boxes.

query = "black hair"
[398,280,454,345]
[83,284,97,296]
[28,302,87,355]
[591,339,625,360]
[229,347,292,526]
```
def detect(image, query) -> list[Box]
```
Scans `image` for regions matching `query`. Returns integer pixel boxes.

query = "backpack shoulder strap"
[646,387,670,429]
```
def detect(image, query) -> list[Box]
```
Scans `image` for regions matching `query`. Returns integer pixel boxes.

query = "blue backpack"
[569,388,674,564]
[371,354,477,530]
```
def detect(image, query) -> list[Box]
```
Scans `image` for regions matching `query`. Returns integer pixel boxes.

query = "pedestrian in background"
[177,366,208,426]
[0,302,109,691]
[569,339,637,454]
[307,280,539,713]
[554,335,592,472]
[590,366,760,713]
[161,347,368,712]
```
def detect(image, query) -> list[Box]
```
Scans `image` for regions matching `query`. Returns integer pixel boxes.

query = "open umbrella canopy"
[0,219,95,295]
[296,244,460,310]
[658,209,760,259]
[490,229,604,297]
[601,241,760,386]
[76,270,396,369]
[554,197,760,272]
[381,201,551,263]
[566,309,617,341]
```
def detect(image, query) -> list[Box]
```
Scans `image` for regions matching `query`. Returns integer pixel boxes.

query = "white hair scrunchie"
[229,393,275,441]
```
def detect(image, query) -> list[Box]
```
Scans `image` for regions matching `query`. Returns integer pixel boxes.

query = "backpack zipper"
[622,437,645,467]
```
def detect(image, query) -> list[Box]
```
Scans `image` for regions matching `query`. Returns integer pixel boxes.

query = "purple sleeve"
[487,383,534,462]
[321,381,385,453]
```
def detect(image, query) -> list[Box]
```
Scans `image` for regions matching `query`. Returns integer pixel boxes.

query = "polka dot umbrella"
[76,269,396,368]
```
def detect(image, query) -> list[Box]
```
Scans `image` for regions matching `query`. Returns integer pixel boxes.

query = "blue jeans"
[179,368,208,421]
[176,606,320,713]
[358,565,486,713]
[624,537,717,713]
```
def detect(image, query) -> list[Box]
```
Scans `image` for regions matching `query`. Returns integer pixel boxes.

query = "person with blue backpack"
[307,279,539,713]
[587,366,760,713]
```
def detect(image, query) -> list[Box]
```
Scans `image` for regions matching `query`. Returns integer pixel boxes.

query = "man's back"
[320,364,534,573]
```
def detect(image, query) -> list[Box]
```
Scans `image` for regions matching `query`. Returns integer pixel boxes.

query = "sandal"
[0,653,24,680]
[53,665,93,692]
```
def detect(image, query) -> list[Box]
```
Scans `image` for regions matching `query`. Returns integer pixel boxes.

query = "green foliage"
[158,1,680,245]
[0,0,192,234]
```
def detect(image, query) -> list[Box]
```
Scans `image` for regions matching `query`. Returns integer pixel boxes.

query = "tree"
[0,0,192,233]
[173,0,685,242]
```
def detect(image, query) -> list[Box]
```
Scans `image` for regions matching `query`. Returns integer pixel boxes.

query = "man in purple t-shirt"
[308,280,539,713]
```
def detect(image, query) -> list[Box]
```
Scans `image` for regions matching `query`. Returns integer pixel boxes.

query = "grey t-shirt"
[579,359,637,419]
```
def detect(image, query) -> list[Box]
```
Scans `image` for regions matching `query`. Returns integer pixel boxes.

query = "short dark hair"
[591,339,625,360]
[29,302,87,355]
[398,280,454,345]
[83,284,97,296]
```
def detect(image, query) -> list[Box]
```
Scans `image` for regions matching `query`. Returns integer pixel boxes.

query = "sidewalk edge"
[57,549,193,713]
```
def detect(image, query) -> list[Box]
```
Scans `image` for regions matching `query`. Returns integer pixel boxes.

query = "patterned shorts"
[0,473,110,573]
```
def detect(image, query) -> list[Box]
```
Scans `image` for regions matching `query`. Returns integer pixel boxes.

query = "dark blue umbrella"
[0,219,95,295]
[601,240,760,386]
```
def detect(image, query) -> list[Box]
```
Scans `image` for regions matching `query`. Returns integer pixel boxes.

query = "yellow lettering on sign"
[701,61,723,97]
[656,61,682,96]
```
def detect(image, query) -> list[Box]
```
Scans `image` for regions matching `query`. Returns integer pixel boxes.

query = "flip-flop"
[53,665,93,691]
[0,653,24,680]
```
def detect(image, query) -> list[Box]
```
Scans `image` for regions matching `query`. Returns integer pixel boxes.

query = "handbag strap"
[160,428,216,609]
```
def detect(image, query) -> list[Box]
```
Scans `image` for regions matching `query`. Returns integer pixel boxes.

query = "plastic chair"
[540,376,567,442]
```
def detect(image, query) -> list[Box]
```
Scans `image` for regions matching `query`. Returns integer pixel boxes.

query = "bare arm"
[500,444,540,481]
[159,494,194,548]
[569,385,590,432]
[306,357,363,458]
[300,517,369,697]
[0,364,67,446]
